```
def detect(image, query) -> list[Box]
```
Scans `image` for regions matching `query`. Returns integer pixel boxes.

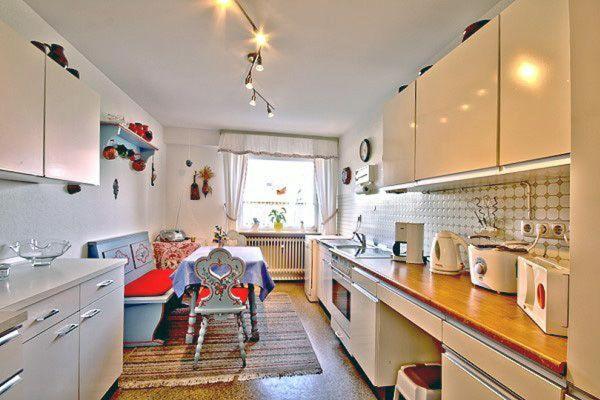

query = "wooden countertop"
[330,249,568,376]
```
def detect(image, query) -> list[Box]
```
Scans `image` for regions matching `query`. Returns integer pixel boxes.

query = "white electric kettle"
[429,231,469,275]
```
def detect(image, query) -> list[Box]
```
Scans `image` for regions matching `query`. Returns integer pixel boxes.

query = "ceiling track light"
[215,0,275,118]
[244,73,253,90]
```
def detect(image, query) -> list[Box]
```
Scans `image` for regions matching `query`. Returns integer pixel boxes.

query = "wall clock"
[359,139,371,162]
[341,167,352,185]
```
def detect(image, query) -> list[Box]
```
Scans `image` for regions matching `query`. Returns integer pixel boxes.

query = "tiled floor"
[114,282,376,400]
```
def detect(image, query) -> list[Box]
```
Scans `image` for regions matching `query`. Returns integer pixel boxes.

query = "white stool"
[393,363,441,400]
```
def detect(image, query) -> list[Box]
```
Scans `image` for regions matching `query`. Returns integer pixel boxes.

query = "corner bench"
[88,232,178,347]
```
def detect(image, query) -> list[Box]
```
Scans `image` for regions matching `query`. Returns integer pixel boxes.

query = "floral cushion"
[152,241,201,270]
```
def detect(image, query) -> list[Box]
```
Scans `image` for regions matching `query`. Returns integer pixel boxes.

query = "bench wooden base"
[124,289,177,347]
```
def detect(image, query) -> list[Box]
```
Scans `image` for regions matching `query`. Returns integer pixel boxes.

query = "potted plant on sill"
[269,207,287,232]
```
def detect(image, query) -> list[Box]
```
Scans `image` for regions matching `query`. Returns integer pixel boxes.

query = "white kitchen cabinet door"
[22,313,79,400]
[350,283,378,384]
[442,353,511,400]
[45,59,100,185]
[315,244,324,302]
[322,257,333,313]
[416,18,499,180]
[500,0,571,165]
[0,20,45,176]
[383,82,416,186]
[79,286,124,400]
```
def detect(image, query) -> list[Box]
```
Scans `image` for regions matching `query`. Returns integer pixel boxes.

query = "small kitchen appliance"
[429,231,468,275]
[517,256,570,336]
[157,229,187,242]
[393,222,425,264]
[468,244,526,294]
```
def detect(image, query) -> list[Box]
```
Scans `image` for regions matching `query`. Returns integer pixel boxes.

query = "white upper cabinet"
[500,0,571,165]
[415,18,499,180]
[0,20,45,176]
[382,82,416,187]
[45,59,101,185]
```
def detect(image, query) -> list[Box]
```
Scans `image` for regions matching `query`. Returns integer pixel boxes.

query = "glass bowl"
[10,239,71,267]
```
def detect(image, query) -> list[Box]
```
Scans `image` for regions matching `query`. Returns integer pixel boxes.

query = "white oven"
[330,255,352,345]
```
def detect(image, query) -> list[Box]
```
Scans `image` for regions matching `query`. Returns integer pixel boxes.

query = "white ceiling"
[24,0,502,136]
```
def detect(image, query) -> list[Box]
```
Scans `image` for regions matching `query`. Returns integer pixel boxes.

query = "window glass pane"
[241,157,316,230]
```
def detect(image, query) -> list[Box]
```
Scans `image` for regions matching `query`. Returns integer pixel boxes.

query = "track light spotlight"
[249,90,257,106]
[245,74,253,90]
[255,53,264,71]
[267,104,274,118]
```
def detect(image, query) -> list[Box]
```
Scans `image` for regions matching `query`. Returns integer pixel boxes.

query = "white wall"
[0,0,166,258]
[164,127,225,242]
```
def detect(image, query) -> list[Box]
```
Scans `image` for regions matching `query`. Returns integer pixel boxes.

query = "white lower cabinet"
[22,313,80,400]
[79,286,124,400]
[350,283,378,382]
[442,353,514,400]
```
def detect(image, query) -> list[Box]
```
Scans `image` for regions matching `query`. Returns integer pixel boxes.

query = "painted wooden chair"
[192,248,249,368]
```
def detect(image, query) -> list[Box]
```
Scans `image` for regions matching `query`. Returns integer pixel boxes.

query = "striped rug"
[119,292,323,389]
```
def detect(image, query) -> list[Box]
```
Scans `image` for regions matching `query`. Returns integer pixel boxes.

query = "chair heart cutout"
[209,262,232,281]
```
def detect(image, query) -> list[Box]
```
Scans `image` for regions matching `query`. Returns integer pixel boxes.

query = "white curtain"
[219,131,338,159]
[222,152,248,231]
[315,158,338,234]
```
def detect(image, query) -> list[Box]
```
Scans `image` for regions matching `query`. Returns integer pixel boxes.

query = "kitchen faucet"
[352,215,367,249]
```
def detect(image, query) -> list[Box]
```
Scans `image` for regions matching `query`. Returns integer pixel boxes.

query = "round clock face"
[360,139,371,162]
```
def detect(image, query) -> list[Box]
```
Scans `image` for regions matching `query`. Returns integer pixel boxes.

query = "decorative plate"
[341,167,352,185]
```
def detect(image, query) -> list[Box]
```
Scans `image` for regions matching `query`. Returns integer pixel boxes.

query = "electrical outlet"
[520,220,535,237]
[535,223,550,238]
[550,223,567,238]
[520,220,568,239]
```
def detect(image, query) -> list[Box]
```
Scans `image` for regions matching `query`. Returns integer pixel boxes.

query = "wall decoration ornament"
[341,167,352,185]
[198,166,215,198]
[191,172,200,200]
[112,179,119,199]
[151,156,157,186]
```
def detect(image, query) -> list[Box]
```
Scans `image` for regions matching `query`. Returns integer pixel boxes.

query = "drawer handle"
[0,373,22,396]
[35,308,60,322]
[81,309,101,320]
[56,323,78,338]
[0,329,19,347]
[97,279,114,288]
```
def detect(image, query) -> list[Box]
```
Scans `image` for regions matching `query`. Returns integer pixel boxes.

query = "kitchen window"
[240,157,318,231]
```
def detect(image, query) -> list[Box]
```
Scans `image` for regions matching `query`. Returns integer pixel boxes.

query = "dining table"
[170,246,275,343]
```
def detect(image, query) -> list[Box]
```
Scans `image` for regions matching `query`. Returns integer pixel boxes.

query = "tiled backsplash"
[338,174,570,262]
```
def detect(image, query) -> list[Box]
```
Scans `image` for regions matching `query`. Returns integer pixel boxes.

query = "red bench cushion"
[124,269,173,297]
[198,286,249,304]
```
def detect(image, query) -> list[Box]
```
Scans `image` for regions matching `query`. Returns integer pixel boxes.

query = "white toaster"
[517,256,570,337]
[468,245,521,294]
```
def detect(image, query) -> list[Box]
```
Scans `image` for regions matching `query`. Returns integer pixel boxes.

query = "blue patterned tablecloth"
[170,246,275,301]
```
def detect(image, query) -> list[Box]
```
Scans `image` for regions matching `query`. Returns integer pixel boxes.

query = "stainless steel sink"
[320,239,359,248]
[337,246,392,259]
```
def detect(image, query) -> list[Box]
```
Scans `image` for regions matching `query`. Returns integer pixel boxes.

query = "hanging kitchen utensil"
[190,171,200,200]
[151,156,157,186]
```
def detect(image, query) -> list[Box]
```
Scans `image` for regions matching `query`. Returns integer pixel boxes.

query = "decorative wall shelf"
[100,122,158,161]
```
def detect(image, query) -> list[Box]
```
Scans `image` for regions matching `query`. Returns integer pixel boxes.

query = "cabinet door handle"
[35,308,60,322]
[97,279,114,288]
[81,309,101,320]
[56,323,78,338]
[0,329,19,348]
[0,373,22,396]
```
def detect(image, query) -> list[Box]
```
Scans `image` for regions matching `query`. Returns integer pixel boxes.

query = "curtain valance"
[218,131,338,159]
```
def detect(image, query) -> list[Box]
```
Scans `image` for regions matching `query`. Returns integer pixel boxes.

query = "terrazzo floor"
[113,282,377,400]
